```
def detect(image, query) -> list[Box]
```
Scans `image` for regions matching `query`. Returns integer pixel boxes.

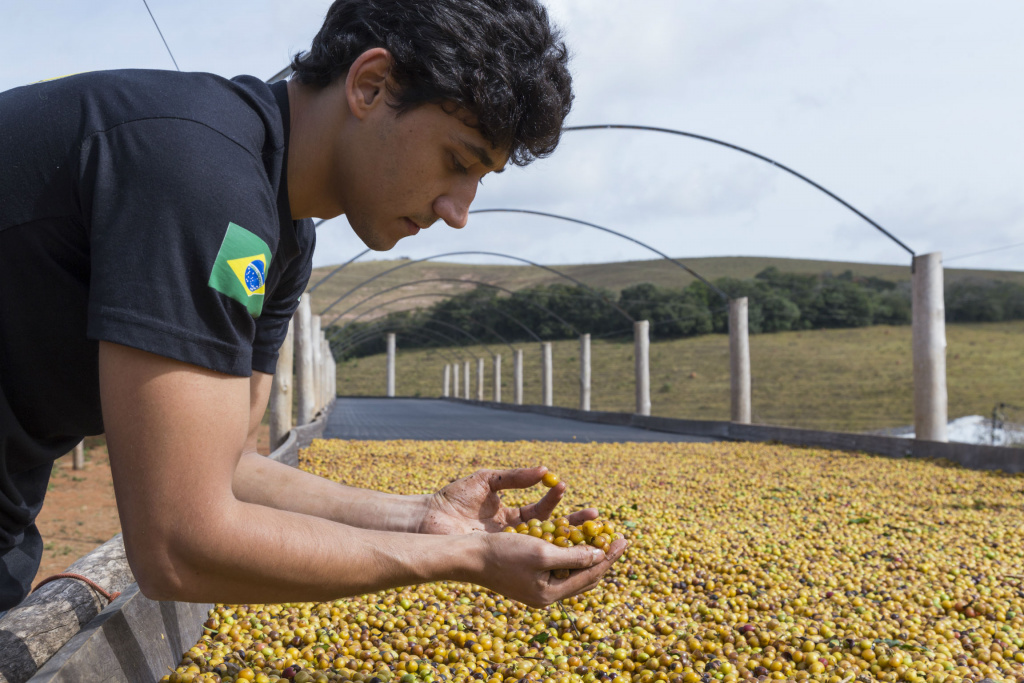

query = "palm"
[417,467,597,535]
[422,476,506,534]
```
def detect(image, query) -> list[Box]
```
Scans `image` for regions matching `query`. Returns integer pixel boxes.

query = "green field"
[335,321,1024,434]
[308,255,1024,326]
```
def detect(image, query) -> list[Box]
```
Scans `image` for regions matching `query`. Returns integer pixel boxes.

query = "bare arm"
[99,342,622,606]
[231,372,429,532]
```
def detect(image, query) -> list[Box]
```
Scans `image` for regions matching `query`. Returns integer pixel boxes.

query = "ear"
[345,47,393,121]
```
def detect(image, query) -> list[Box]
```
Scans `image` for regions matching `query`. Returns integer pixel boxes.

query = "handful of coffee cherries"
[502,473,623,579]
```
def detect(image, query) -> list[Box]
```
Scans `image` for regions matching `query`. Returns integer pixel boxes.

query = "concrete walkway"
[324,398,715,442]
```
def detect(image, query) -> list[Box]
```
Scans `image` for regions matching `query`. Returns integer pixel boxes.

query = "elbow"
[123,533,191,601]
[134,566,181,602]
[121,492,242,603]
[123,520,221,603]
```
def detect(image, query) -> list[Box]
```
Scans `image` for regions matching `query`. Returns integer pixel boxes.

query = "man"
[0,0,626,612]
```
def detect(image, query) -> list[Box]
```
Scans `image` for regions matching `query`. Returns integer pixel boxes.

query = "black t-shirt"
[0,69,315,607]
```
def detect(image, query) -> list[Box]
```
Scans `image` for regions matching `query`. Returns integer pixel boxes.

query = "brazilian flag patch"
[208,222,272,317]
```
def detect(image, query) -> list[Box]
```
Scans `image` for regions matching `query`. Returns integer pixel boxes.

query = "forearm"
[142,498,483,604]
[233,451,430,533]
[99,348,615,608]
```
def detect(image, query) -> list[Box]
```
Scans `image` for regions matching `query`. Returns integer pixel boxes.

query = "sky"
[3,0,1023,273]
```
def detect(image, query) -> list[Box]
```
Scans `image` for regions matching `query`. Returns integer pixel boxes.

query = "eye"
[451,154,469,175]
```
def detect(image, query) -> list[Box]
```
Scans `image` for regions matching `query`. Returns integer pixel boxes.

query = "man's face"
[336,101,508,251]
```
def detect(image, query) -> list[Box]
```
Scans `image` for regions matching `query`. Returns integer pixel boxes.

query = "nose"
[433,179,477,230]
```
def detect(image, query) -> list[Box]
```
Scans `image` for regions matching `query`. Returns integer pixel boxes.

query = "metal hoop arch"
[337,320,479,361]
[563,124,915,258]
[335,325,468,364]
[317,250,632,324]
[327,277,578,336]
[332,289,545,344]
[469,208,730,300]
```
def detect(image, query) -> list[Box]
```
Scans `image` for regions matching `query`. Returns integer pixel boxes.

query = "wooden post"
[443,364,451,397]
[323,338,333,405]
[634,320,651,416]
[322,337,332,405]
[514,349,524,405]
[316,335,322,409]
[323,342,331,405]
[269,320,294,449]
[729,298,752,424]
[311,315,322,412]
[386,332,396,397]
[463,360,471,399]
[453,362,460,398]
[580,333,591,412]
[317,336,324,409]
[476,357,485,401]
[72,441,85,470]
[913,252,948,442]
[493,354,502,403]
[541,342,553,407]
[295,297,315,425]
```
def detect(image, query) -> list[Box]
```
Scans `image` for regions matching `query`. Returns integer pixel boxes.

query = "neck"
[285,79,347,220]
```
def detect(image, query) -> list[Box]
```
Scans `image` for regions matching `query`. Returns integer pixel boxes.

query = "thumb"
[544,543,606,571]
[487,466,546,492]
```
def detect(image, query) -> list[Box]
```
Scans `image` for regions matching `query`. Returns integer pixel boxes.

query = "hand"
[475,532,629,608]
[418,466,597,535]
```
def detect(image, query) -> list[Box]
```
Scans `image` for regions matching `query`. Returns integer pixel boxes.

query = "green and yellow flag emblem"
[208,222,272,317]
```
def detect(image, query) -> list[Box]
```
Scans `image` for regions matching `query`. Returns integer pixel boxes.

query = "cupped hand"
[417,466,597,535]
[476,532,629,608]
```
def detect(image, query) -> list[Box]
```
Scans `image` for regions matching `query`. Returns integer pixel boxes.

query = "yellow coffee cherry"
[169,439,1024,683]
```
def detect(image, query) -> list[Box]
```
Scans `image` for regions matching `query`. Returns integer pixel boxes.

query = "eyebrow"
[453,135,506,173]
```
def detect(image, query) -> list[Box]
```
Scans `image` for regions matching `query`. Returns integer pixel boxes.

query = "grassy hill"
[333,321,1024,434]
[307,255,1024,326]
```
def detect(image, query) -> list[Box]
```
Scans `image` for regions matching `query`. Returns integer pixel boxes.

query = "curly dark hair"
[290,0,573,167]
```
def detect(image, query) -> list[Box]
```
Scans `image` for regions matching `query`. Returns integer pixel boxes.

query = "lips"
[403,218,420,236]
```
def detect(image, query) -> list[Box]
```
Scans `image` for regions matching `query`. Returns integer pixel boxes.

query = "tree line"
[329,268,1024,358]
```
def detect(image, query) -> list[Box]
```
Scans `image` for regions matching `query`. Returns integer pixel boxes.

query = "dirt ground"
[31,425,271,586]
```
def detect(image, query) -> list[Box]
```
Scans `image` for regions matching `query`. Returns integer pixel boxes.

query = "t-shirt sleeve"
[251,219,315,374]
[80,117,285,376]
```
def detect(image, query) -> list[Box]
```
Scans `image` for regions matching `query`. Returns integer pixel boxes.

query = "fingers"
[485,466,547,492]
[541,542,607,571]
[482,467,590,527]
[517,481,566,522]
[565,507,599,526]
[551,539,629,600]
[488,534,628,609]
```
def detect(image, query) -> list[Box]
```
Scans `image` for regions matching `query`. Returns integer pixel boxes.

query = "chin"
[370,238,398,252]
[366,238,398,252]
[352,223,399,252]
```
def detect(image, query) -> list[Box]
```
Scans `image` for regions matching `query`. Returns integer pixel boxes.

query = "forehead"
[421,103,510,171]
